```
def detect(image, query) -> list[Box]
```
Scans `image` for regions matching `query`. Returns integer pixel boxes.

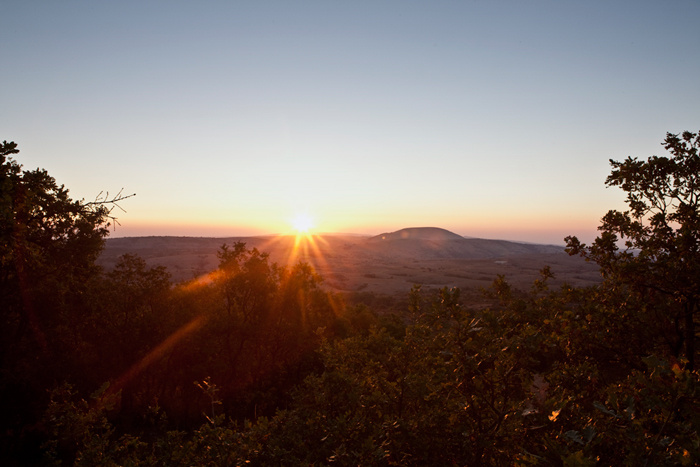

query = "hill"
[370,227,465,242]
[99,228,599,294]
[365,227,562,260]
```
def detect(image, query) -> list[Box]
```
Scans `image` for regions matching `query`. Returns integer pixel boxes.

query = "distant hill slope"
[370,227,465,242]
[364,227,562,260]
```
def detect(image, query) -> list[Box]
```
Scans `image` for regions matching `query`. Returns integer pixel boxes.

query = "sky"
[2,1,699,245]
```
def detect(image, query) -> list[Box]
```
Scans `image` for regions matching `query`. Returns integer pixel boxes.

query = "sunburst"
[291,213,315,235]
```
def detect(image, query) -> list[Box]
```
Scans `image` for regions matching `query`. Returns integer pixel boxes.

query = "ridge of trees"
[1,135,698,465]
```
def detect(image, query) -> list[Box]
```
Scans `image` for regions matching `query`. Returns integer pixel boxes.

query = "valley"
[99,227,601,295]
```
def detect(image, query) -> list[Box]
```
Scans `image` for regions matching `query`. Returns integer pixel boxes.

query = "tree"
[1,141,133,340]
[0,140,132,461]
[566,131,700,369]
[84,254,173,408]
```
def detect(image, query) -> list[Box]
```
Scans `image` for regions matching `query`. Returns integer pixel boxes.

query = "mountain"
[370,227,465,242]
[364,227,563,260]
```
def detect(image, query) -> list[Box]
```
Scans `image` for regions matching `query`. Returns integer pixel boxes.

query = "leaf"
[593,401,619,418]
[582,425,596,444]
[548,408,561,422]
[564,430,584,445]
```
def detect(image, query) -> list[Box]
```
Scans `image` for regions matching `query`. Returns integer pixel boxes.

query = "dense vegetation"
[1,133,698,465]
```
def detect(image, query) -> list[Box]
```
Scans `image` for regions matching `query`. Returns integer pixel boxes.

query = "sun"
[291,213,315,234]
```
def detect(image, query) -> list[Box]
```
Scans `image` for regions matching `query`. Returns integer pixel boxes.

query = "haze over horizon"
[106,226,570,247]
[3,1,699,245]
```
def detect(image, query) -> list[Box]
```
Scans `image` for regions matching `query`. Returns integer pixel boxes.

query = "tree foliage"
[0,141,128,462]
[2,136,699,465]
[566,131,700,369]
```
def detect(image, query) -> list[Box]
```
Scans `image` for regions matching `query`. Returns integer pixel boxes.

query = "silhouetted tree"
[0,140,132,461]
[566,131,700,369]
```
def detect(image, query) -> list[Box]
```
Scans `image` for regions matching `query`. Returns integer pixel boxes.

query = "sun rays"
[272,212,329,268]
[98,222,346,411]
[259,229,331,273]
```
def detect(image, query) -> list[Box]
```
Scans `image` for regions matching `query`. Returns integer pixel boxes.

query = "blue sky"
[3,1,699,244]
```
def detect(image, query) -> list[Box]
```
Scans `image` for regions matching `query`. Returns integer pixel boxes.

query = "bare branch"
[85,188,136,207]
[83,188,136,230]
